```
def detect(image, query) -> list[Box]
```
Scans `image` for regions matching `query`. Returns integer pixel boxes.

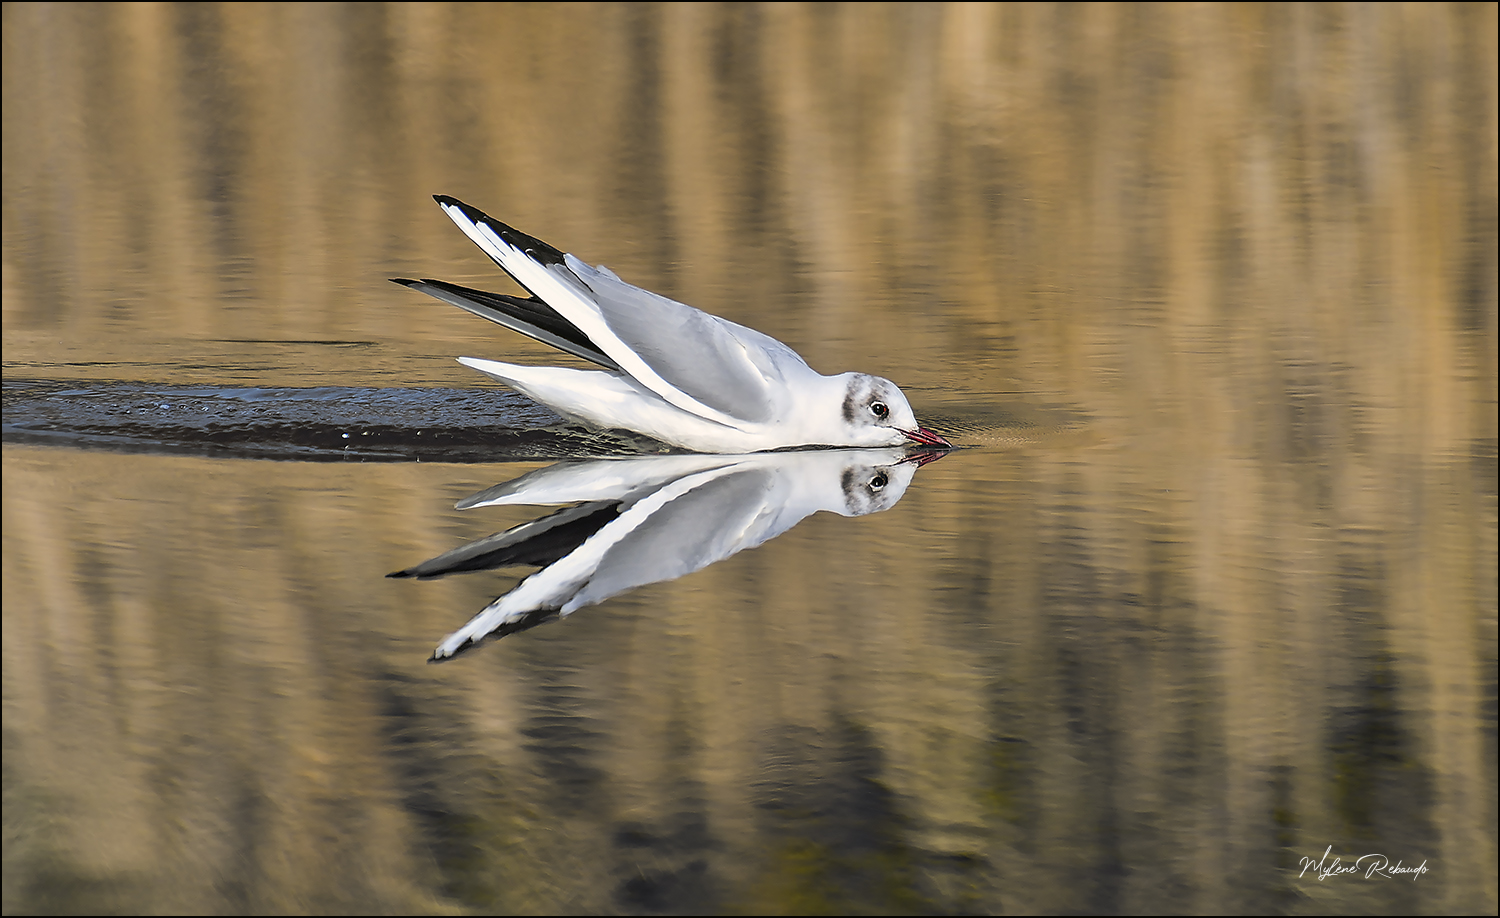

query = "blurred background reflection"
[3,3,1495,914]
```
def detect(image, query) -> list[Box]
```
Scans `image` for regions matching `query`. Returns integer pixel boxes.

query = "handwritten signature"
[1299,846,1429,881]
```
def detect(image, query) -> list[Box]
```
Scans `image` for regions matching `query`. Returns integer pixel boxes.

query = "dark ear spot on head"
[842,385,858,424]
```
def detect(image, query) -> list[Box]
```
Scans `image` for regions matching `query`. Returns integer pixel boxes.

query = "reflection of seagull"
[390,448,944,660]
[393,196,951,452]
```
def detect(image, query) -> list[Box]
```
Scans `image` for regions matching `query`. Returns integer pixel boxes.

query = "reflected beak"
[901,448,950,468]
[903,427,953,448]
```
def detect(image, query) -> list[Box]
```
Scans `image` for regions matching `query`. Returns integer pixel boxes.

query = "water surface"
[3,4,1494,914]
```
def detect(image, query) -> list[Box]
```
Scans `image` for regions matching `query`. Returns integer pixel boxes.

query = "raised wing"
[434,196,809,428]
[390,277,619,370]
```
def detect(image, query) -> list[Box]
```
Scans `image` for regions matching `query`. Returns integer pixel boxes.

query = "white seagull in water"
[393,196,951,453]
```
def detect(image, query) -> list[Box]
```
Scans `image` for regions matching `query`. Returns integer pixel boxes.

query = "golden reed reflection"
[2,3,1494,914]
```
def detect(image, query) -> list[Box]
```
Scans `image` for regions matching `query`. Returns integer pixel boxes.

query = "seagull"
[392,196,951,453]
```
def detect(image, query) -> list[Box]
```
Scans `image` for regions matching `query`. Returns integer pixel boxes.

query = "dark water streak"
[2,378,664,461]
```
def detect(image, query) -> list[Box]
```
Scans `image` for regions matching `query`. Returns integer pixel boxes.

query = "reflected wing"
[387,501,621,578]
[432,462,789,659]
[456,454,745,510]
[435,196,808,428]
[562,467,786,609]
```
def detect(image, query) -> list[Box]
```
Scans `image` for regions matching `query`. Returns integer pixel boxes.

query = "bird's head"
[833,373,952,449]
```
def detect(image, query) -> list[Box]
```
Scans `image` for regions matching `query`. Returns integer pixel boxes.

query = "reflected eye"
[869,401,889,420]
[868,473,889,491]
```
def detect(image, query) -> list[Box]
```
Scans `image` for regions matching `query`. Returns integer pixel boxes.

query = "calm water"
[3,4,1495,915]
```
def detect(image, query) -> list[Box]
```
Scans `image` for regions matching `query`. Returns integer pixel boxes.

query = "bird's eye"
[869,473,889,491]
[870,401,889,419]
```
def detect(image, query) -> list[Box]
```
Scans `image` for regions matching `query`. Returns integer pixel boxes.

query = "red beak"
[903,427,953,448]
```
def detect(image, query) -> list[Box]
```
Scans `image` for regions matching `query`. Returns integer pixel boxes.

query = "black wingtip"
[433,194,482,220]
[430,195,569,267]
[386,569,414,578]
[389,277,420,287]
